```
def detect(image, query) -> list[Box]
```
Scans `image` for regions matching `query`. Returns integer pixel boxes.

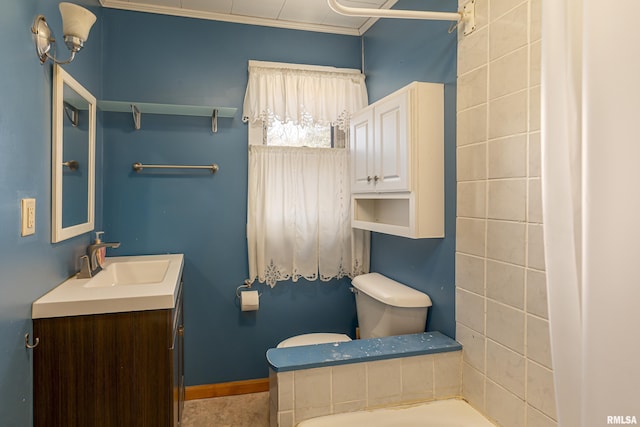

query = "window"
[243,60,369,287]
[250,120,346,148]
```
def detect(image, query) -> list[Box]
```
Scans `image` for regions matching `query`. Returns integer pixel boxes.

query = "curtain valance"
[242,60,368,129]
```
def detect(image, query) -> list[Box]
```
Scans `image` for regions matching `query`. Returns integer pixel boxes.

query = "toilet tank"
[352,273,432,339]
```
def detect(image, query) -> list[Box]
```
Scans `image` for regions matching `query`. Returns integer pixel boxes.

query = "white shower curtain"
[542,1,640,425]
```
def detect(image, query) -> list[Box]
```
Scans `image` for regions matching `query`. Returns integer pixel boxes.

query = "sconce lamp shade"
[59,2,96,42]
[32,2,97,64]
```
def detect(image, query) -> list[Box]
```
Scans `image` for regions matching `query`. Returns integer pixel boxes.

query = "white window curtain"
[242,60,368,130]
[243,61,370,287]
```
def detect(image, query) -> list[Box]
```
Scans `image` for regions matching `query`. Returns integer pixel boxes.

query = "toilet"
[276,272,432,348]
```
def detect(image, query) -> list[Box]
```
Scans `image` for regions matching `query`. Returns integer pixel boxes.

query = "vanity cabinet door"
[32,281,183,427]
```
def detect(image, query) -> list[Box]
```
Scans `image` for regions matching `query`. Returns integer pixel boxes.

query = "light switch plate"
[21,198,36,236]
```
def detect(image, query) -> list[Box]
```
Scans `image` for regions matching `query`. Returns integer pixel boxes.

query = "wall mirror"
[52,64,96,243]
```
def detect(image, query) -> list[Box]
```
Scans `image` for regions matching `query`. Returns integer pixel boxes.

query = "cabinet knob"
[367,176,372,182]
[373,175,380,182]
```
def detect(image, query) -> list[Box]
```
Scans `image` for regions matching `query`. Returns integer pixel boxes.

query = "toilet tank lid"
[352,273,432,308]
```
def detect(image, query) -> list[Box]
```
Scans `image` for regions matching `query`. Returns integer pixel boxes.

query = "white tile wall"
[457,144,487,182]
[456,288,486,334]
[458,26,489,75]
[434,352,463,398]
[486,379,526,427]
[526,315,552,368]
[528,132,541,176]
[489,0,525,21]
[527,405,557,427]
[487,179,527,221]
[486,260,524,309]
[488,135,527,178]
[489,47,528,100]
[456,218,486,257]
[488,90,528,139]
[486,300,525,354]
[270,351,462,426]
[527,361,557,419]
[526,269,548,319]
[489,4,528,60]
[486,340,525,398]
[527,178,542,223]
[458,67,488,110]
[527,224,546,270]
[294,368,331,410]
[462,362,485,408]
[400,355,435,401]
[456,253,485,295]
[457,105,487,146]
[367,359,402,407]
[331,363,366,404]
[458,182,487,219]
[487,220,526,265]
[456,0,557,425]
[456,323,486,371]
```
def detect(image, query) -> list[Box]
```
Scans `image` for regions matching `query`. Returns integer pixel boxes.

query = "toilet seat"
[277,333,352,348]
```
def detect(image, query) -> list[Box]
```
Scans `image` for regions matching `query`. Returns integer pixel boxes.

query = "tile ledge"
[267,331,462,373]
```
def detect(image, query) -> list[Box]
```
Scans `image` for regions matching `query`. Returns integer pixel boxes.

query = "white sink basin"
[32,254,184,319]
[84,259,170,287]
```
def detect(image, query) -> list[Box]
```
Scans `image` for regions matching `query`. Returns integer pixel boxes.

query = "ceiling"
[98,0,400,35]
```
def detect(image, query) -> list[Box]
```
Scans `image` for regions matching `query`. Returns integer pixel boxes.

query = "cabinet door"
[33,309,172,427]
[350,107,375,193]
[374,90,409,192]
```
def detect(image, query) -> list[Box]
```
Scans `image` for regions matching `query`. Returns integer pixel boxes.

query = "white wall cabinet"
[350,82,444,239]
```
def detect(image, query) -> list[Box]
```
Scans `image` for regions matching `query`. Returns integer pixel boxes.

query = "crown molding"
[99,0,383,36]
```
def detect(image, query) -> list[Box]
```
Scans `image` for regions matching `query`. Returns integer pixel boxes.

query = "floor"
[182,392,270,427]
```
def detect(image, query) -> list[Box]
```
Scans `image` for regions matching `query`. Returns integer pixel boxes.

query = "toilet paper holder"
[236,280,260,298]
[236,280,261,311]
[236,280,263,300]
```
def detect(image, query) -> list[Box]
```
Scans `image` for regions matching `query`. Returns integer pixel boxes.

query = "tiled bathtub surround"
[456,0,556,426]
[267,333,462,427]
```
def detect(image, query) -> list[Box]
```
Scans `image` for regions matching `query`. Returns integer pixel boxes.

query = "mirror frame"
[52,64,96,243]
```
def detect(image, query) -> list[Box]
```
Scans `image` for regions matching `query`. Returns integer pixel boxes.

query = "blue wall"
[100,9,363,385]
[364,0,458,339]
[100,5,456,385]
[0,1,456,423]
[0,1,103,425]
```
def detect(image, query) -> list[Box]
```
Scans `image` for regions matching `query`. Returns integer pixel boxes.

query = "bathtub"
[297,399,496,427]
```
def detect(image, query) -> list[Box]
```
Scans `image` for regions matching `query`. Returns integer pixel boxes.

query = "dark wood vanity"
[32,280,184,426]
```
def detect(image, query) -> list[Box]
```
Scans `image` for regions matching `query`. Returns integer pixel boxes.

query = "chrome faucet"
[77,232,121,278]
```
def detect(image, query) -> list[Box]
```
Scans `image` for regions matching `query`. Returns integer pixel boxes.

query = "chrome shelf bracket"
[131,104,141,130]
[212,108,218,133]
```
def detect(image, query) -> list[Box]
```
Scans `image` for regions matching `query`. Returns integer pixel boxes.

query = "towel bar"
[132,162,219,174]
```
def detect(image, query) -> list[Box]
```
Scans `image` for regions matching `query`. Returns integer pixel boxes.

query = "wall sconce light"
[32,2,96,65]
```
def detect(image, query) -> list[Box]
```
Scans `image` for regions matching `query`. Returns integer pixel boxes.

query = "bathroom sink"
[83,259,170,287]
[32,254,184,319]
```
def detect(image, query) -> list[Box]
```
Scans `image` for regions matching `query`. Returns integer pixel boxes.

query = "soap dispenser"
[94,231,106,268]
